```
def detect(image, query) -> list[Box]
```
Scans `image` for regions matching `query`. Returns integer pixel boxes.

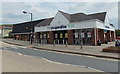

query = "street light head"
[23,11,27,14]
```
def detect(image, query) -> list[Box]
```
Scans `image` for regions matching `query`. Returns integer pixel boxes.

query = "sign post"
[80,33,84,49]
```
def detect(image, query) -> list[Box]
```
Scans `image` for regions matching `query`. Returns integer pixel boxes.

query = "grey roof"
[36,11,107,27]
[36,17,54,27]
[58,10,71,21]
[59,10,107,22]
[70,13,94,22]
[88,12,106,22]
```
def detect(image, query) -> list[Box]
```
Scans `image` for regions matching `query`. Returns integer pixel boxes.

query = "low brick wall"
[102,47,120,53]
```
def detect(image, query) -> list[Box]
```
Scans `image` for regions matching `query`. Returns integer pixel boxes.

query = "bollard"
[63,39,64,44]
[80,40,83,49]
[65,40,68,47]
[53,40,55,46]
[58,39,59,44]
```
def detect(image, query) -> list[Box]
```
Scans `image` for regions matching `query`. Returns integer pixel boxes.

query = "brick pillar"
[100,29,105,43]
[48,31,54,44]
[91,28,98,46]
[35,32,39,40]
[111,31,115,41]
[91,29,95,45]
[109,31,112,42]
[107,31,110,42]
[67,30,73,45]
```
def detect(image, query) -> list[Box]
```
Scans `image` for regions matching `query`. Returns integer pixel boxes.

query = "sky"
[0,1,119,29]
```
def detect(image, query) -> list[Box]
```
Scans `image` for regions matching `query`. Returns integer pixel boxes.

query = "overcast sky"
[1,1,118,29]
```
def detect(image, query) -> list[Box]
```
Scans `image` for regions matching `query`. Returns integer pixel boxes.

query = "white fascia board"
[96,19,115,31]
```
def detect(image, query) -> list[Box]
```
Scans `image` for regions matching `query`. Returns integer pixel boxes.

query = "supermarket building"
[34,10,115,45]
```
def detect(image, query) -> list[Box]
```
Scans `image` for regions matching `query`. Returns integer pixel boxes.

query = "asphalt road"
[2,45,119,73]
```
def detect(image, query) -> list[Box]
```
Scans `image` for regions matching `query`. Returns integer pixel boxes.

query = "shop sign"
[40,34,42,38]
[44,33,46,38]
[65,33,68,38]
[87,32,91,38]
[47,33,49,38]
[68,24,74,28]
[16,35,19,38]
[104,29,107,33]
[81,33,84,38]
[60,33,63,38]
[55,34,58,38]
[51,25,66,29]
[74,33,78,38]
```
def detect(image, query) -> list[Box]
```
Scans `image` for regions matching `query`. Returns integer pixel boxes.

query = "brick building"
[35,10,115,45]
[0,24,13,38]
[12,19,45,41]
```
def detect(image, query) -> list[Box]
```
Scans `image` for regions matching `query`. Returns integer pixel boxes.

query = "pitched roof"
[12,19,45,33]
[70,13,94,22]
[36,17,54,27]
[58,10,107,22]
[58,10,71,21]
[88,12,106,22]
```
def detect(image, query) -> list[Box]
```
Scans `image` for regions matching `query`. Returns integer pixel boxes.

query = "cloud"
[1,2,118,29]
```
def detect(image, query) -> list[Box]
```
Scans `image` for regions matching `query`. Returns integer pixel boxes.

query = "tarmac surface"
[1,40,99,72]
[1,39,119,73]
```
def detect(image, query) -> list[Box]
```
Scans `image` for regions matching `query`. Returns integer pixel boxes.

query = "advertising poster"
[65,33,68,38]
[81,33,84,38]
[60,33,63,38]
[74,33,78,38]
[44,33,46,38]
[40,34,42,38]
[47,33,49,38]
[87,32,91,38]
[55,33,57,38]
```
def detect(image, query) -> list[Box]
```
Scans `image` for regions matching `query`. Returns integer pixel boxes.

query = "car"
[115,40,120,46]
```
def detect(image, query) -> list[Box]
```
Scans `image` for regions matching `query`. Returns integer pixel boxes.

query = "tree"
[115,30,120,36]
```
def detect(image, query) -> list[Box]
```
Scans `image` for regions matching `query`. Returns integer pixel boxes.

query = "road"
[2,41,119,73]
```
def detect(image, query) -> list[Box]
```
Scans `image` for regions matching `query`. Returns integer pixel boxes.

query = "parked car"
[115,40,120,46]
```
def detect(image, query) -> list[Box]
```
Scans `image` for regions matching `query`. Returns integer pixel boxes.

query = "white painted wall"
[70,19,97,29]
[50,11,69,27]
[35,11,115,32]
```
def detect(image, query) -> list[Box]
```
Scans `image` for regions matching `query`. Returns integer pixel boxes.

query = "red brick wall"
[48,31,54,44]
[67,30,73,45]
[35,32,39,40]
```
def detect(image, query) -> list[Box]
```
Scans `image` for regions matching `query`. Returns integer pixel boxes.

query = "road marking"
[40,57,104,72]
[18,52,22,55]
[4,41,119,62]
[16,51,104,72]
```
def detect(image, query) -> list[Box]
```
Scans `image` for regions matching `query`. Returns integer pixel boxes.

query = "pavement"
[2,38,120,60]
[1,40,99,72]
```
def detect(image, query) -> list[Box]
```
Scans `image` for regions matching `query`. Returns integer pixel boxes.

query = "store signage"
[48,33,49,38]
[104,29,107,33]
[65,33,68,38]
[44,33,46,38]
[3,27,12,29]
[60,33,63,38]
[40,34,42,38]
[51,25,66,29]
[81,33,84,38]
[68,24,74,28]
[74,33,78,38]
[16,35,19,38]
[105,26,109,29]
[87,32,91,38]
[55,34,58,38]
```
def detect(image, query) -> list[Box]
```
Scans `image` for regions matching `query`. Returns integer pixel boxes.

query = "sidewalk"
[2,39,120,60]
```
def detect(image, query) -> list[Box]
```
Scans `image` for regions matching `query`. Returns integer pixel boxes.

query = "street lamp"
[23,11,33,44]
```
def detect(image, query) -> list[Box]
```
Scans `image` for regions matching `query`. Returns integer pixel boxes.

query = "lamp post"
[23,11,33,44]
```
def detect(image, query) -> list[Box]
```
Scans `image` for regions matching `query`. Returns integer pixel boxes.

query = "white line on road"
[40,56,104,72]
